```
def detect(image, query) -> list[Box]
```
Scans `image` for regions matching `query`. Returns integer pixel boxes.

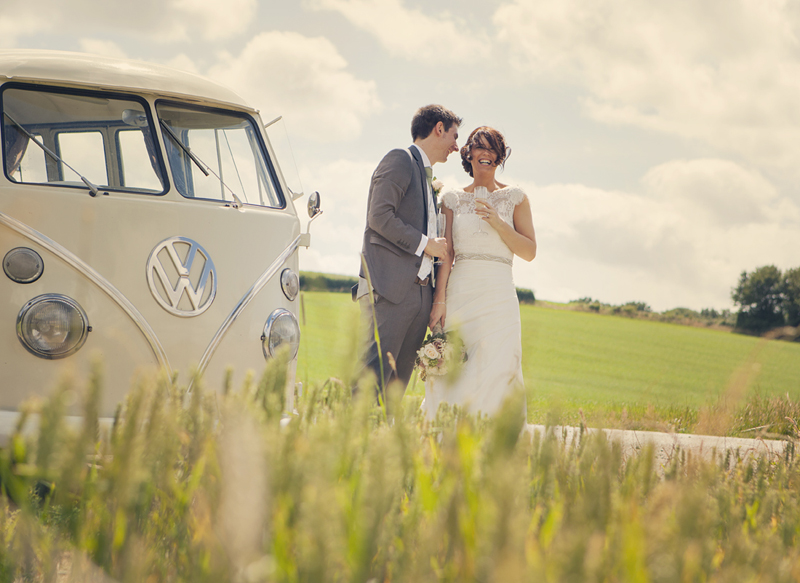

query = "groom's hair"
[411,105,462,141]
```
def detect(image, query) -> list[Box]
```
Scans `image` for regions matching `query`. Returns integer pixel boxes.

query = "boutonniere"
[431,177,443,196]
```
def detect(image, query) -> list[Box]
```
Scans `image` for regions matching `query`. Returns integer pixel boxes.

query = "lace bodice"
[441,186,527,262]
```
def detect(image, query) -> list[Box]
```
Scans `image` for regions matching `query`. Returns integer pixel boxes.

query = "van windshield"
[1,86,166,194]
[156,103,284,208]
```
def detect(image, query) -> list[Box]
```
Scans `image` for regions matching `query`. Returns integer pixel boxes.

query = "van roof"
[0,50,252,111]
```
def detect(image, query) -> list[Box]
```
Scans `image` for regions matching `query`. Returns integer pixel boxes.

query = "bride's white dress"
[422,186,527,419]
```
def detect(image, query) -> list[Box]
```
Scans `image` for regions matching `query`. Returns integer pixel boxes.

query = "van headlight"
[17,294,90,359]
[280,268,299,301]
[261,308,300,360]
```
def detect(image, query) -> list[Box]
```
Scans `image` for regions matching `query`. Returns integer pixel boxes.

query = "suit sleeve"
[367,149,425,254]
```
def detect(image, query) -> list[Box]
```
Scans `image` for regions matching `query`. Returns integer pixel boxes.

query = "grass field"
[297,291,800,431]
[7,363,800,581]
[2,294,799,580]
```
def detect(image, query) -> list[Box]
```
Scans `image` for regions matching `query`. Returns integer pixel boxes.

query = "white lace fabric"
[441,186,527,263]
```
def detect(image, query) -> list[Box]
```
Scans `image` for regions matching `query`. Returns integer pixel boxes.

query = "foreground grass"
[297,291,800,433]
[3,364,800,582]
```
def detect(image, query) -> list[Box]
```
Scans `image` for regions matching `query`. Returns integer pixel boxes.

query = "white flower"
[423,344,440,360]
[431,178,444,195]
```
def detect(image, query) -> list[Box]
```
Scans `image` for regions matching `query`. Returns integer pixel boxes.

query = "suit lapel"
[409,146,429,230]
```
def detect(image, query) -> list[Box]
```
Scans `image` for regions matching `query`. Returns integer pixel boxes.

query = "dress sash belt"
[455,253,512,266]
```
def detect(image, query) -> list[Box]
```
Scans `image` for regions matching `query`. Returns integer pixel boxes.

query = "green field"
[8,359,800,581]
[297,291,800,429]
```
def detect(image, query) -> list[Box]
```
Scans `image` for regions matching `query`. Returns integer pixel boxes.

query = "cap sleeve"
[508,186,528,206]
[441,189,458,210]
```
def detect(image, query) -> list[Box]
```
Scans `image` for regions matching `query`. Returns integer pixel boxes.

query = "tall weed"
[1,364,800,581]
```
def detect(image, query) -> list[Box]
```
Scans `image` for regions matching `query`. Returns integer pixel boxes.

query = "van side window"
[157,102,284,208]
[118,129,164,191]
[1,85,166,194]
[14,131,47,182]
[57,131,109,186]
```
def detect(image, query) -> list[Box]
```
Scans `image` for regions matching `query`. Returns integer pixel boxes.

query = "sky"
[3,0,799,311]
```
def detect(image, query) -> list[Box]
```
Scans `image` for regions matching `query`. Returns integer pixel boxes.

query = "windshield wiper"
[159,120,244,209]
[4,112,100,196]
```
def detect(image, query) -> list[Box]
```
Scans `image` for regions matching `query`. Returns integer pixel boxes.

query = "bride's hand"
[475,198,502,230]
[429,301,446,330]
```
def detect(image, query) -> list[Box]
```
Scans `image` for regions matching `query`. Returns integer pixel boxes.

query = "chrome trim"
[194,234,301,378]
[17,293,90,359]
[0,211,171,371]
[146,236,217,317]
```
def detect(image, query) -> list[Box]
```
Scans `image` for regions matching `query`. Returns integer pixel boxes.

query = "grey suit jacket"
[358,146,436,304]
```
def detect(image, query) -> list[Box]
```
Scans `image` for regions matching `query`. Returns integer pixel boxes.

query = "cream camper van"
[0,50,319,429]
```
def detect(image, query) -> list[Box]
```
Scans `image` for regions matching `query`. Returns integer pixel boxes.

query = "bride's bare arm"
[429,206,454,329]
[475,197,537,261]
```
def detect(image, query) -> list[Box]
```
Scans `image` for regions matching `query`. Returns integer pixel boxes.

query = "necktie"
[422,165,436,285]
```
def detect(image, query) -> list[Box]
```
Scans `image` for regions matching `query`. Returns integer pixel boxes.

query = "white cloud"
[0,12,42,48]
[208,32,381,142]
[494,0,800,173]
[518,159,800,310]
[77,39,128,60]
[171,0,257,41]
[307,0,485,63]
[291,157,376,275]
[0,0,255,45]
[641,159,782,226]
[163,53,201,75]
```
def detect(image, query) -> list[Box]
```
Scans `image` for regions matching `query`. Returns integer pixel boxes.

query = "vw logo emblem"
[146,237,217,317]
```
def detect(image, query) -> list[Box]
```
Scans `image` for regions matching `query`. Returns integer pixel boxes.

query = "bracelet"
[433,302,445,305]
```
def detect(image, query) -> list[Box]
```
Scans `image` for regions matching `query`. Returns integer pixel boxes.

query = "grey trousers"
[358,281,433,396]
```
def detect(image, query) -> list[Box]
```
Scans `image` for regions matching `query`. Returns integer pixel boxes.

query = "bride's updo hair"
[460,126,509,177]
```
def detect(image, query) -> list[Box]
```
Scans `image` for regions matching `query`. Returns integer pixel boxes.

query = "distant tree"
[516,287,536,304]
[782,267,800,327]
[731,265,785,333]
[299,271,358,293]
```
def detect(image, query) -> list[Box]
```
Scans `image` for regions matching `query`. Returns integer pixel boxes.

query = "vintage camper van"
[0,50,319,429]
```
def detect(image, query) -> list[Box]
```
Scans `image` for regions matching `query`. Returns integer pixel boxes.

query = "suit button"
[415,262,421,268]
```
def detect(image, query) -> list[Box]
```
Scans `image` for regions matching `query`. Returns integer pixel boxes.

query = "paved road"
[525,424,790,467]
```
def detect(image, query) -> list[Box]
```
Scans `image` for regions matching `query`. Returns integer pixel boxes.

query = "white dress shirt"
[412,144,437,281]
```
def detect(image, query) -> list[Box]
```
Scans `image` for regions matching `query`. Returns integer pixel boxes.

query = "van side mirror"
[299,191,322,248]
[122,109,147,127]
[307,191,321,220]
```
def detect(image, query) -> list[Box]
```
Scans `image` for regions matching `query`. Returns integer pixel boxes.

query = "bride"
[422,126,537,419]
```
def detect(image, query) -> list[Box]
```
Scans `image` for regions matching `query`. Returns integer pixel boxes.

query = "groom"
[354,104,462,396]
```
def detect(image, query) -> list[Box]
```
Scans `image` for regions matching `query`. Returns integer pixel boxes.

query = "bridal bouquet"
[415,325,466,381]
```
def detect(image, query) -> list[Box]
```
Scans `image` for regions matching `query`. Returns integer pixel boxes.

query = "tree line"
[732,265,800,336]
[298,271,536,304]
[298,268,799,339]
